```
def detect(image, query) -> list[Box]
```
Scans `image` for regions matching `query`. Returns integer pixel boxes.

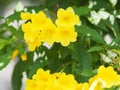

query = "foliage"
[1,0,120,90]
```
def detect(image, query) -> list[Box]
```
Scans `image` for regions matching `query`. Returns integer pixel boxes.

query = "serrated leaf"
[0,53,11,70]
[12,52,34,90]
[76,25,106,44]
[87,46,104,52]
[73,6,90,16]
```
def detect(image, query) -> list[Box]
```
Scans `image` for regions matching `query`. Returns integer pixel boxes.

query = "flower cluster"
[21,7,80,51]
[25,66,120,90]
[78,66,120,90]
[25,69,78,90]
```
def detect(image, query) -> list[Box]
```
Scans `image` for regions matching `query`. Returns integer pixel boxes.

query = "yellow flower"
[40,22,57,45]
[21,12,33,20]
[89,76,106,90]
[55,7,80,26]
[88,65,120,89]
[22,21,42,51]
[55,73,78,90]
[21,53,27,61]
[25,68,79,90]
[31,11,52,30]
[96,66,120,88]
[27,38,42,51]
[11,49,19,60]
[55,25,77,46]
[76,83,89,90]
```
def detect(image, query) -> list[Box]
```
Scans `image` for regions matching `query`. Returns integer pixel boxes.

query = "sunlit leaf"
[0,39,9,50]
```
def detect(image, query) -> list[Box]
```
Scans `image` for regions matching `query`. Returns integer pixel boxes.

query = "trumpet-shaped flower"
[55,7,80,26]
[25,68,78,90]
[89,66,120,89]
[21,12,33,20]
[55,26,77,46]
[96,66,120,88]
[40,22,57,45]
[31,11,52,30]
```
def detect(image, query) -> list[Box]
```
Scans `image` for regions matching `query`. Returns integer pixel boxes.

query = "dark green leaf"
[59,46,71,59]
[0,53,11,70]
[87,46,104,52]
[12,52,34,90]
[7,12,20,22]
[27,57,48,79]
[73,6,90,16]
[80,68,94,77]
[71,40,93,82]
[76,25,106,44]
[103,19,120,37]
[97,20,108,32]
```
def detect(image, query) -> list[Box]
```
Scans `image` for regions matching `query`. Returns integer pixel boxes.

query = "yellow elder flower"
[21,12,33,20]
[22,22,40,33]
[40,22,57,45]
[89,76,106,90]
[27,38,42,51]
[11,49,19,60]
[25,68,79,90]
[56,7,80,26]
[55,73,78,90]
[88,65,120,89]
[22,21,42,51]
[96,65,120,88]
[55,25,77,46]
[31,11,52,30]
[21,53,27,61]
[76,83,89,90]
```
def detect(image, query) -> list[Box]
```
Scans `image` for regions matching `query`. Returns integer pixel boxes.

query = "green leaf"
[0,23,6,29]
[80,68,94,77]
[0,53,11,70]
[76,25,106,44]
[59,46,71,59]
[12,52,34,90]
[73,6,90,16]
[7,12,20,22]
[27,57,48,79]
[87,46,104,52]
[103,19,120,37]
[0,39,9,50]
[97,20,108,32]
[72,40,93,82]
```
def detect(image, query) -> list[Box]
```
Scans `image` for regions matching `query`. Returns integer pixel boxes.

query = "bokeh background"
[0,0,40,90]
